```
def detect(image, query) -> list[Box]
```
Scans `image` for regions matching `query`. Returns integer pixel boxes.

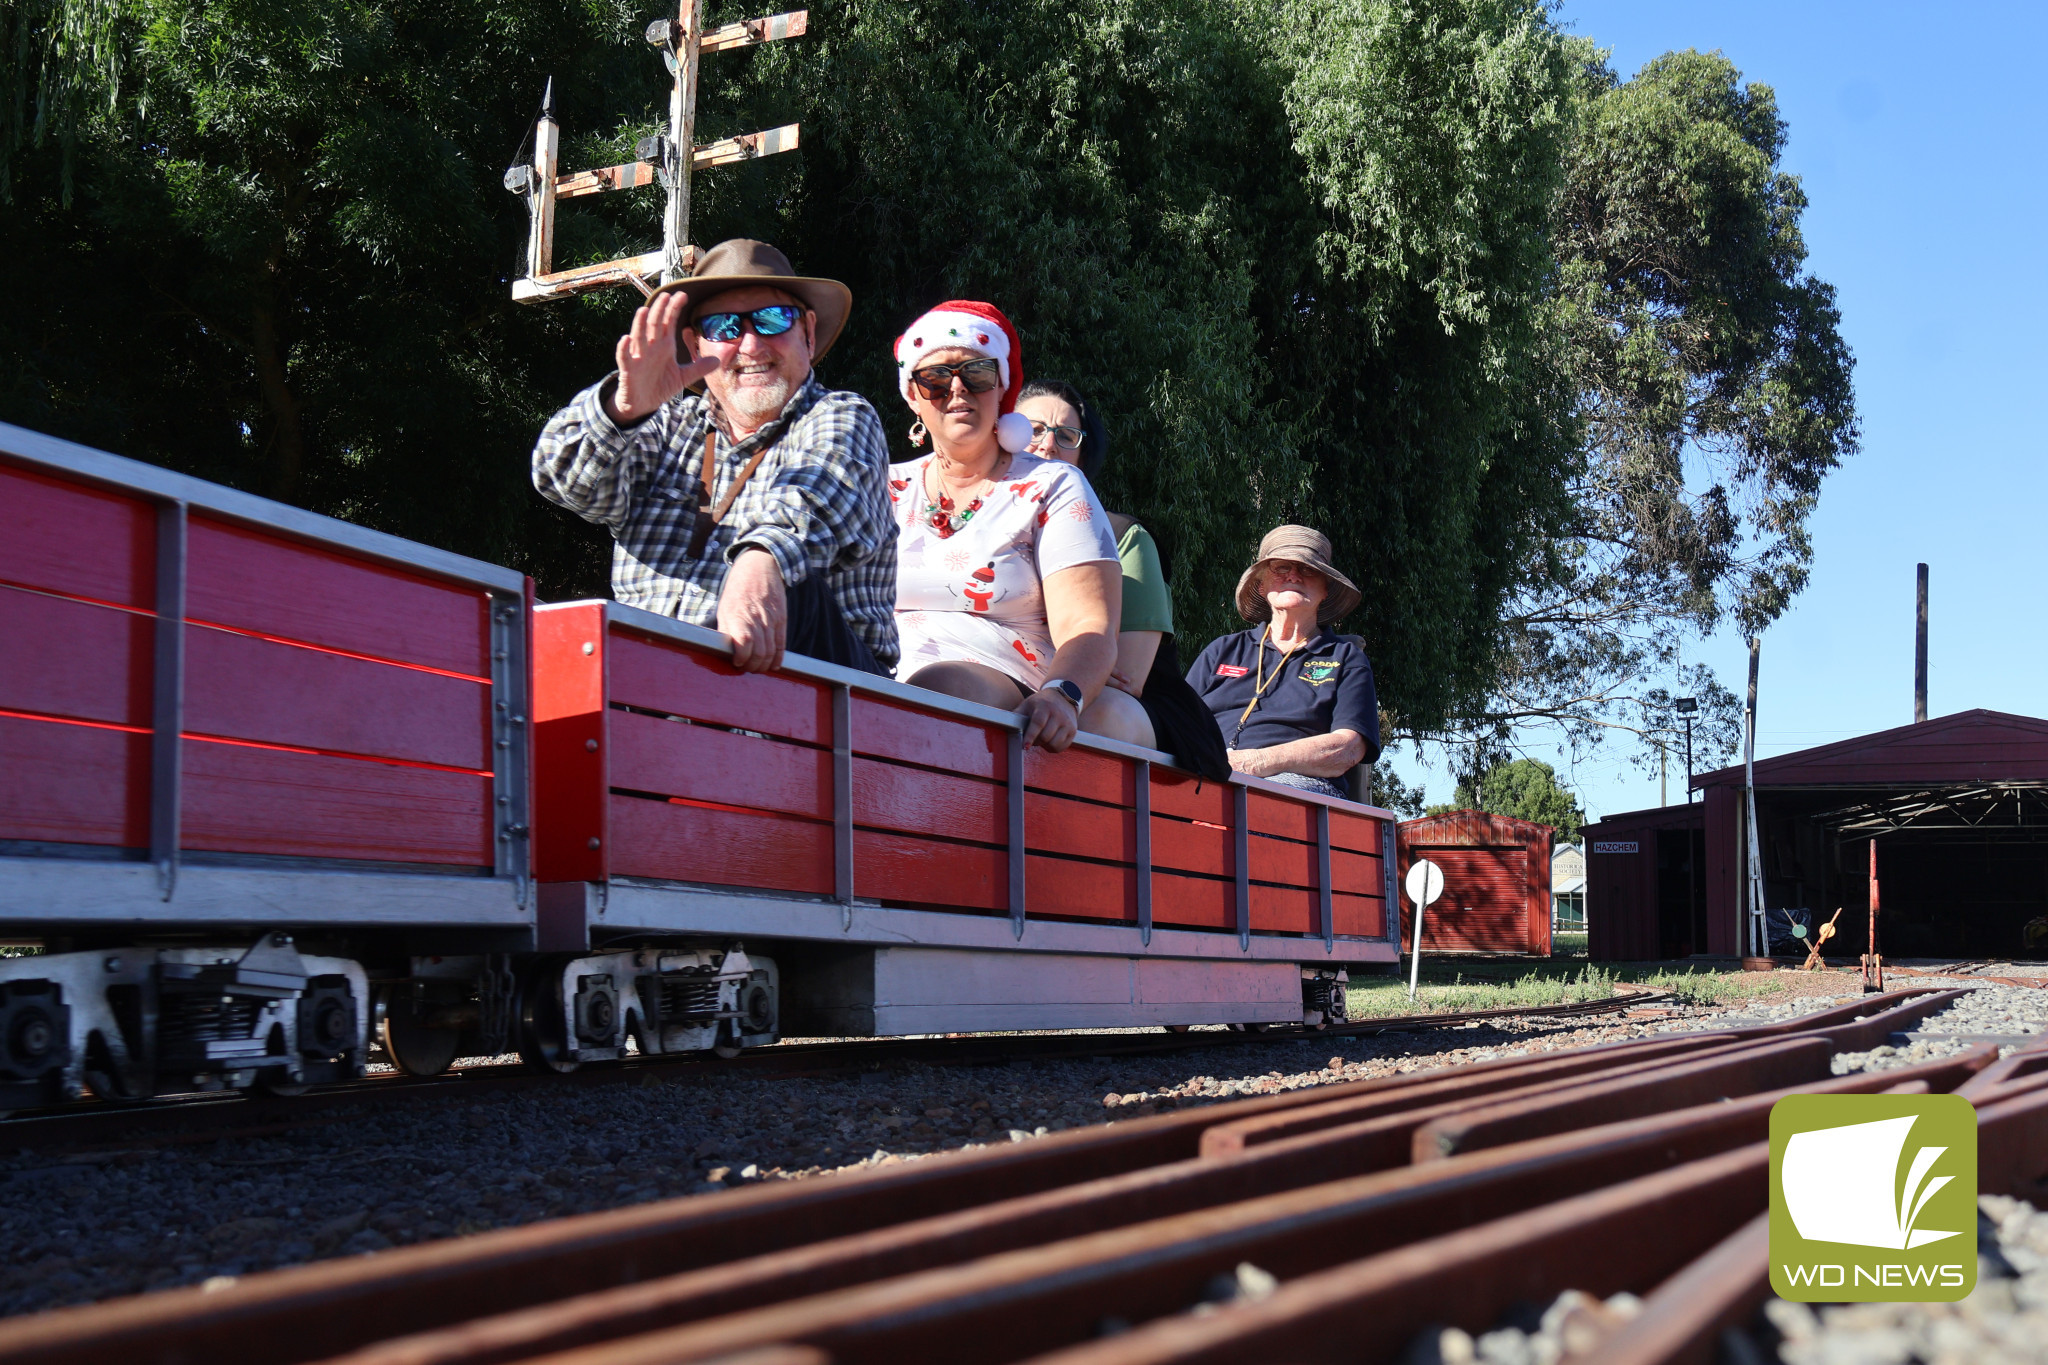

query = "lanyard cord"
[1229,625,1304,747]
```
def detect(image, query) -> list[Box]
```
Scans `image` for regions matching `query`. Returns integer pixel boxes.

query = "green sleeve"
[1118,521,1175,635]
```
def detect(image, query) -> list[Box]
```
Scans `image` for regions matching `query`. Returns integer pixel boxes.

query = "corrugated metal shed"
[1598,710,2048,961]
[1396,811,1554,956]
[1582,803,1705,961]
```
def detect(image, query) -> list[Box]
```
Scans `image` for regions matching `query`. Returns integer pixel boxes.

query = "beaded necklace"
[921,453,1006,539]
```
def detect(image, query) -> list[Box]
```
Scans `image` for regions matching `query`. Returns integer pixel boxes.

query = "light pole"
[1674,697,1698,803]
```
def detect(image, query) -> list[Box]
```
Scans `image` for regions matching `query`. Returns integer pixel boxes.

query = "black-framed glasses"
[1029,421,1084,451]
[694,304,803,343]
[909,358,1002,401]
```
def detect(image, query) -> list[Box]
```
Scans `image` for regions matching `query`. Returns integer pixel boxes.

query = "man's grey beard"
[723,373,795,425]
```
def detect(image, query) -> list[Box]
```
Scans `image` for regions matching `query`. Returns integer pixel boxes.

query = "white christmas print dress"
[887,450,1118,690]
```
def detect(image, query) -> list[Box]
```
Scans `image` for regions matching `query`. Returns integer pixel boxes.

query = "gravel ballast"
[0,975,2039,1337]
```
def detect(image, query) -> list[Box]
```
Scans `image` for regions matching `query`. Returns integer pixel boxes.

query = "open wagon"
[0,421,1397,1099]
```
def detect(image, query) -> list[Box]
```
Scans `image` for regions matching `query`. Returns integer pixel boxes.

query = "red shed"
[1395,811,1555,956]
[1594,710,2048,961]
[1582,803,1705,961]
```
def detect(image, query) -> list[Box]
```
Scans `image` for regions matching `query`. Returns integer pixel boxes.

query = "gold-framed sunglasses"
[909,358,1003,401]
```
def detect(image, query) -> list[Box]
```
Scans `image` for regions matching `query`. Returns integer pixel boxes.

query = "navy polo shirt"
[1185,627,1381,763]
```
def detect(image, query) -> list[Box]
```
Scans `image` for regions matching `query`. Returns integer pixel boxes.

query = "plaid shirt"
[532,372,900,669]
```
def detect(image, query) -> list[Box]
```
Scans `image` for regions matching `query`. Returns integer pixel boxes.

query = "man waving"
[532,239,897,674]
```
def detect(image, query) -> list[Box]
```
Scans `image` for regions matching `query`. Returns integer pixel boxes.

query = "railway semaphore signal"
[504,3,807,302]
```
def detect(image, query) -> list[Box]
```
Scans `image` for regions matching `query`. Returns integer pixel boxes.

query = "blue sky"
[1387,1,2048,825]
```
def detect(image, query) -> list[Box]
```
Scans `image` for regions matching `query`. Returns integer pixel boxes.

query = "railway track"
[0,988,1666,1154]
[2,985,2040,1365]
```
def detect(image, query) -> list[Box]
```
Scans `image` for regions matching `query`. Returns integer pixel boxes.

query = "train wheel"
[381,1005,461,1078]
[82,1036,151,1104]
[517,967,579,1074]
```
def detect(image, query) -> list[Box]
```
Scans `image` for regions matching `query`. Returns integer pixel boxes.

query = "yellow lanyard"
[1232,625,1302,741]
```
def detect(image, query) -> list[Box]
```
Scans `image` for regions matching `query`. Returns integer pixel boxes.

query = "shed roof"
[1694,709,2048,790]
[1398,809,1556,844]
[1583,801,1706,835]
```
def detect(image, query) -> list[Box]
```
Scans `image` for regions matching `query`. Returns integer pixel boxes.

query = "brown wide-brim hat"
[1234,525,1363,625]
[651,238,853,361]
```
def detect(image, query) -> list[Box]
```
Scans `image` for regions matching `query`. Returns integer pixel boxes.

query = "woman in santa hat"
[887,301,1148,753]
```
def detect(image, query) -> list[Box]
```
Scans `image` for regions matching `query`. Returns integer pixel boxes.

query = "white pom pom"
[996,410,1035,454]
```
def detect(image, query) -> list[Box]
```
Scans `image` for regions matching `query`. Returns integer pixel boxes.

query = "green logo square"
[1769,1093,1977,1302]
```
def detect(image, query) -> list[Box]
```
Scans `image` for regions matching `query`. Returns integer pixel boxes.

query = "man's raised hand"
[606,292,719,424]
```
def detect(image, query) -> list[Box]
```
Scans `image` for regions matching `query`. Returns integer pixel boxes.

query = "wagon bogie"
[0,934,369,1102]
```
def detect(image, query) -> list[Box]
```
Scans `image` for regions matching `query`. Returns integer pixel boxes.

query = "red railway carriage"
[0,421,1397,1103]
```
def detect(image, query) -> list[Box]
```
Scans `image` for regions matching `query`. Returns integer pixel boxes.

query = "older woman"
[1014,379,1230,781]
[887,302,1150,752]
[1186,526,1380,797]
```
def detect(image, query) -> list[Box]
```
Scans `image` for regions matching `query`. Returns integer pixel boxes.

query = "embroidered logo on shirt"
[1300,659,1342,687]
[1215,664,1250,678]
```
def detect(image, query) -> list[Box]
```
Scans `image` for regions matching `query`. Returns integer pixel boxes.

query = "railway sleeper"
[0,932,369,1104]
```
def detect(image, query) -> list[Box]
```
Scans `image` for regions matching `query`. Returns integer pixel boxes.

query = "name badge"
[1215,664,1249,678]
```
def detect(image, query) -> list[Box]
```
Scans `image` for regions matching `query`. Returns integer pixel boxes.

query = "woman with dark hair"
[1015,380,1230,781]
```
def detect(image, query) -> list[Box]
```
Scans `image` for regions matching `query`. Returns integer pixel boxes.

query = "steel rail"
[0,989,1989,1365]
[0,990,1673,1155]
[0,1013,1752,1365]
[313,1048,1995,1365]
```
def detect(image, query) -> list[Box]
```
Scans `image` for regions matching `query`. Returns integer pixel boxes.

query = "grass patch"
[1552,931,1588,957]
[1343,955,1833,1018]
[1631,966,1790,1007]
[1347,965,1619,1018]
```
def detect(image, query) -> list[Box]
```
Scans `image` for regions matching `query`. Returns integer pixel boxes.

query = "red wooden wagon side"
[0,422,531,1100]
[527,601,1398,1045]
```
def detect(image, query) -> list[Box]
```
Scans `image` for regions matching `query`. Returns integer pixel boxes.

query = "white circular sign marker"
[1405,858,1445,908]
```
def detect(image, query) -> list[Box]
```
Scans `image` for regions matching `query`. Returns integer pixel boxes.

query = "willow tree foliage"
[0,2,1853,758]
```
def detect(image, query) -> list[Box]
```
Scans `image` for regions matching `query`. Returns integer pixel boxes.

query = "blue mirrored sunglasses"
[694,304,802,343]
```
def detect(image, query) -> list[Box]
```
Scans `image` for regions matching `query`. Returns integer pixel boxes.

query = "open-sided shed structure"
[1588,709,2048,961]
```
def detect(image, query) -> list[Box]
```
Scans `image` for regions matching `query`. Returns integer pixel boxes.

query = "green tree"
[1456,45,1854,774]
[0,0,1591,740]
[1433,757,1582,838]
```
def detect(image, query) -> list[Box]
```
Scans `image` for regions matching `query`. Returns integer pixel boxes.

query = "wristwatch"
[1040,678,1084,713]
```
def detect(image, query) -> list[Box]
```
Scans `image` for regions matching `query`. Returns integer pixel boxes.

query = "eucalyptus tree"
[1471,45,1856,777]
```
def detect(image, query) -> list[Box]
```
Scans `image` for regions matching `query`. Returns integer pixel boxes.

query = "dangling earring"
[909,420,928,448]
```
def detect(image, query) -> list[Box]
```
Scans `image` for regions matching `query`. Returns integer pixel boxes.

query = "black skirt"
[1135,634,1231,782]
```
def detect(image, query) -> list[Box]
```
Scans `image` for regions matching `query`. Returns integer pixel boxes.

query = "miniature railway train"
[0,422,1398,1105]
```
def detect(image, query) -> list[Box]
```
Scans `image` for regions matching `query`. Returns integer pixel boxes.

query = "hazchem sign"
[1769,1094,1977,1302]
[1591,841,1639,854]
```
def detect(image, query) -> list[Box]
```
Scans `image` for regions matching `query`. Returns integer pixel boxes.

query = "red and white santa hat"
[894,301,1024,413]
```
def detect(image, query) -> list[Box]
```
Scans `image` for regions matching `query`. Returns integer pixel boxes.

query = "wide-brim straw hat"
[1234,525,1363,625]
[652,238,853,361]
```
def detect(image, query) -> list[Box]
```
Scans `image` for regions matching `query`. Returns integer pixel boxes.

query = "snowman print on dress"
[962,562,996,612]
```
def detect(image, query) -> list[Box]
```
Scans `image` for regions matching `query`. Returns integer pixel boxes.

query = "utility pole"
[508,7,808,302]
[1915,563,1929,723]
[1675,696,1698,803]
[1743,640,1765,958]
[1658,743,1667,808]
